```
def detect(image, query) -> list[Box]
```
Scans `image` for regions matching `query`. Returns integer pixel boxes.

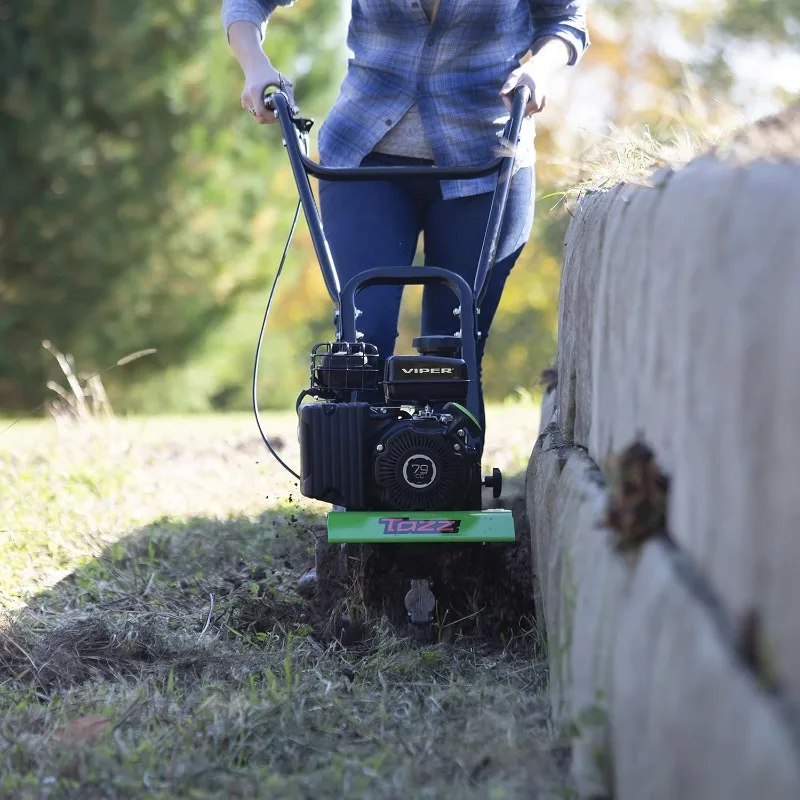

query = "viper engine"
[297,339,496,511]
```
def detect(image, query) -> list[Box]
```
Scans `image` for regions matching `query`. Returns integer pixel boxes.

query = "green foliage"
[721,0,800,44]
[0,0,340,413]
[591,0,800,120]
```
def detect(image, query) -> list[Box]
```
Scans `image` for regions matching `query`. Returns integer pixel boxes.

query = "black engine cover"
[373,418,476,511]
[298,403,480,511]
[299,402,370,508]
[383,355,468,404]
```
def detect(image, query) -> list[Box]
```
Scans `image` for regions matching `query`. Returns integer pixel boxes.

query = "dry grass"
[550,98,800,207]
[0,408,573,798]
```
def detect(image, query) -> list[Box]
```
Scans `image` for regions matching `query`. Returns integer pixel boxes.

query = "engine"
[297,340,484,511]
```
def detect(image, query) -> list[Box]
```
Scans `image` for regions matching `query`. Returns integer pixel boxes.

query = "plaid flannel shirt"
[223,0,589,198]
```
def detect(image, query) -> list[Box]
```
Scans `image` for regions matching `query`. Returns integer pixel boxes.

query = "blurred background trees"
[0,0,340,412]
[1,0,797,414]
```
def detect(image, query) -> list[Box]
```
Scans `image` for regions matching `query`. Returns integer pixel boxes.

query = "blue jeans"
[318,152,535,418]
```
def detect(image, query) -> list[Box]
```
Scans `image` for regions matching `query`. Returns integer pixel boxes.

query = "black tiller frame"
[268,86,531,426]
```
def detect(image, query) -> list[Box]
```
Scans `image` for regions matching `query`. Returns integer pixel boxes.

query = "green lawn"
[0,408,573,799]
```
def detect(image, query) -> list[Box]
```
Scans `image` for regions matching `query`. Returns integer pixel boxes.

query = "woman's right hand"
[241,61,296,124]
[227,21,296,125]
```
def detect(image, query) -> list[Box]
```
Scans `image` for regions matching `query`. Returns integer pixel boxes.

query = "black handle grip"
[512,84,532,111]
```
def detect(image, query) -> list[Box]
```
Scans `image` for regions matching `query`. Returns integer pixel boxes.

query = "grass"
[0,407,573,798]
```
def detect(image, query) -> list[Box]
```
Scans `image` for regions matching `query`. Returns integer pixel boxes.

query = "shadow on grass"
[0,466,540,694]
[0,505,323,695]
[0,473,566,799]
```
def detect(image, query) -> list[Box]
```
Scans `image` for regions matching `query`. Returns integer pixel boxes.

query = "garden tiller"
[256,86,532,641]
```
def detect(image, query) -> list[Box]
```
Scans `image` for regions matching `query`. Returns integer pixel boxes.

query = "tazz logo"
[378,517,462,534]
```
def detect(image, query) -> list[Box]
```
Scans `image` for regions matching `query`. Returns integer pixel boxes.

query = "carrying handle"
[338,267,483,423]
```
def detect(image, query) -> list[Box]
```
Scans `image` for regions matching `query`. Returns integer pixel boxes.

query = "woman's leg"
[318,154,424,401]
[421,167,535,423]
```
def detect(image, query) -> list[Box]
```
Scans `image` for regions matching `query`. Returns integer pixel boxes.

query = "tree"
[721,0,800,44]
[0,0,340,412]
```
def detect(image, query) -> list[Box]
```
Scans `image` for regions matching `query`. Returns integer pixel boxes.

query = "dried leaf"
[53,715,109,744]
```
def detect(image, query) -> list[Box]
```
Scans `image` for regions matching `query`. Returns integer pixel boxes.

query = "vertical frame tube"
[473,86,531,310]
[271,92,341,304]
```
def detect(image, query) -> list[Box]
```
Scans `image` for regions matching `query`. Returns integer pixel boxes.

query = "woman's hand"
[241,61,296,125]
[500,36,574,115]
[228,20,296,125]
[500,65,548,115]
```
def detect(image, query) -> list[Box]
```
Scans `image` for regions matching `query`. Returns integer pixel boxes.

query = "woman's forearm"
[228,20,271,73]
[527,35,573,77]
[226,17,290,124]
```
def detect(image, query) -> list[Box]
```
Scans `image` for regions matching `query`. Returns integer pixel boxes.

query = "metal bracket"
[405,579,436,626]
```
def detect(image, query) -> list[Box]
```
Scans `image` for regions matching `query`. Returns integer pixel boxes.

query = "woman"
[223,0,588,422]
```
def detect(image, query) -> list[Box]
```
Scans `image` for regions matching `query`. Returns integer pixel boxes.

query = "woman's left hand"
[500,65,547,115]
[501,37,573,115]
